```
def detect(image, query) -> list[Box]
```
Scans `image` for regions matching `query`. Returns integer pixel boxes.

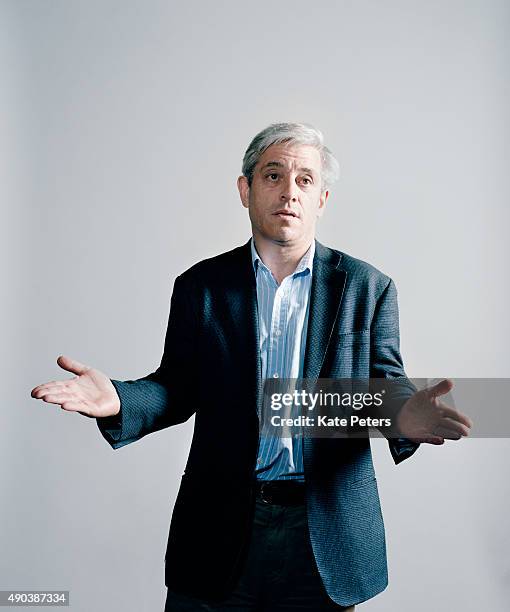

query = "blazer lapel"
[303,240,347,381]
[226,240,262,413]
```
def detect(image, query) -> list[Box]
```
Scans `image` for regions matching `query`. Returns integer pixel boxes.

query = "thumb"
[57,354,91,376]
[427,378,454,399]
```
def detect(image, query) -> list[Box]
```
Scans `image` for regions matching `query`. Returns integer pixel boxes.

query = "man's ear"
[317,190,329,218]
[237,175,250,209]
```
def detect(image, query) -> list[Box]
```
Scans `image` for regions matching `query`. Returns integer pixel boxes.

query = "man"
[31,123,472,611]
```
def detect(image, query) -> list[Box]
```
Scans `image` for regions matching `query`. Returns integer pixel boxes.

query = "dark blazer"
[97,239,419,607]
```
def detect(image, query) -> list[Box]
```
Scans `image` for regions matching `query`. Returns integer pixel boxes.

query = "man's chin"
[268,233,297,245]
[266,227,300,242]
[254,226,310,247]
[268,236,309,249]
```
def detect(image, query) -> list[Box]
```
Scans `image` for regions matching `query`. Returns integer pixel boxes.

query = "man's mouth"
[274,210,298,218]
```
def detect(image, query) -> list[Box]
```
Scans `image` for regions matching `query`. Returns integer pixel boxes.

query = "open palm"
[30,355,120,418]
[396,379,472,444]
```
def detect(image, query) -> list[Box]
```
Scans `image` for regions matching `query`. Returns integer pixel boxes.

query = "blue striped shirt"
[251,237,315,481]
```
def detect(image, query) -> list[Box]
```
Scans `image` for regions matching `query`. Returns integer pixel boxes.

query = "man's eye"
[267,174,279,181]
[301,177,312,185]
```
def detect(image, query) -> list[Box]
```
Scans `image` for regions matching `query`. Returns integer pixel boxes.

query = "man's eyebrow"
[260,161,317,175]
[299,167,316,176]
[260,161,284,171]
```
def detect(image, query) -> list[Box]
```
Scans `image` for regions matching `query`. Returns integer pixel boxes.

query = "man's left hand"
[396,379,473,445]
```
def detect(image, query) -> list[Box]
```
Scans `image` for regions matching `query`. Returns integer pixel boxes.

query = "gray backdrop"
[2,1,509,610]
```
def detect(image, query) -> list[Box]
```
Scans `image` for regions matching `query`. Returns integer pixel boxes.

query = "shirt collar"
[250,237,315,277]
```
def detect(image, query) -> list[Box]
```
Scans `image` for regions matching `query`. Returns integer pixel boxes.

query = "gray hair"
[241,122,340,192]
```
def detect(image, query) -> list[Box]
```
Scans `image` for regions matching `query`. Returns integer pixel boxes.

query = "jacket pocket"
[333,329,370,340]
[347,475,377,490]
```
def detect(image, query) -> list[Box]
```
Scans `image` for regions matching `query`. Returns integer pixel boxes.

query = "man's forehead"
[257,143,321,172]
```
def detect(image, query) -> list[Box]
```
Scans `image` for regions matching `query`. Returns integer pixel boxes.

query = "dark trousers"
[164,497,355,611]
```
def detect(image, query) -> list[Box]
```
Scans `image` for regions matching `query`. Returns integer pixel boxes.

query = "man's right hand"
[30,355,121,419]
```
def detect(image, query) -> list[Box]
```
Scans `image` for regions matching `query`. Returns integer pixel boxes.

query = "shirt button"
[275,329,282,336]
[273,373,279,378]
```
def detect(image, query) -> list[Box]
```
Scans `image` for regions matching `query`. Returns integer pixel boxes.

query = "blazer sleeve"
[96,273,198,449]
[370,278,420,464]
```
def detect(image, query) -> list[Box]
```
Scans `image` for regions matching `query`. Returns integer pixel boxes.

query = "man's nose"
[280,176,299,202]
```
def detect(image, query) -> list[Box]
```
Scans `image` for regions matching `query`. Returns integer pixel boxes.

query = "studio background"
[2,1,509,610]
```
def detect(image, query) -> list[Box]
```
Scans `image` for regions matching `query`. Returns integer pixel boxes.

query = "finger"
[31,382,74,398]
[407,435,445,445]
[439,417,471,437]
[433,427,463,440]
[56,355,90,376]
[37,392,75,406]
[426,378,454,400]
[32,386,71,399]
[437,403,473,429]
[31,380,70,397]
[421,436,445,445]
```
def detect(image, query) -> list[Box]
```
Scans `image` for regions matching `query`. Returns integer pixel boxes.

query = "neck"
[252,234,313,285]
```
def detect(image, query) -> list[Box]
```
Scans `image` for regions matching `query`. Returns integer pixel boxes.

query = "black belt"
[254,480,306,506]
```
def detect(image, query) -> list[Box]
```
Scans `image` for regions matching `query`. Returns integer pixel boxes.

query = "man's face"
[237,143,328,248]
